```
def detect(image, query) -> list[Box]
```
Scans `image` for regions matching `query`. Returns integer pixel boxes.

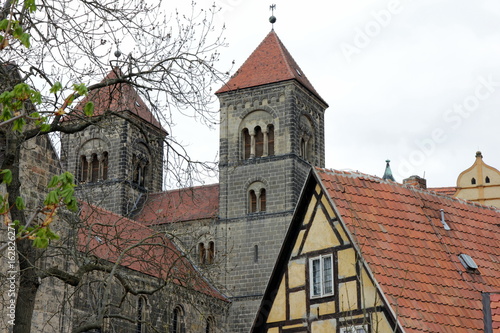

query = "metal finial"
[269,4,276,28]
[114,49,122,58]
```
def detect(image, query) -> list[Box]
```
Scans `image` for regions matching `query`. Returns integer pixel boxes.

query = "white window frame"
[309,254,334,298]
[340,325,368,333]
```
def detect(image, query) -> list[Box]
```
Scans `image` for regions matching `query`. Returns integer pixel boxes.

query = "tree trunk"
[3,134,40,333]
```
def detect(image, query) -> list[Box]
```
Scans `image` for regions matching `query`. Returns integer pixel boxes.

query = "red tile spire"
[216,31,326,104]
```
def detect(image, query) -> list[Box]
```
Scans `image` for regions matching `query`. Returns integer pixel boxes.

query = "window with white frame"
[309,254,333,298]
[340,325,368,333]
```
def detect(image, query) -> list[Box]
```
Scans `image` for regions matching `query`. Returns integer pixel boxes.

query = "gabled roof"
[216,31,326,105]
[254,167,500,332]
[78,202,227,302]
[70,68,165,132]
[134,184,219,225]
[316,168,500,332]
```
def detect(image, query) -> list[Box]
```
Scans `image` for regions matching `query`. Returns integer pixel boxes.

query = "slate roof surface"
[216,31,327,105]
[135,184,219,225]
[78,202,227,302]
[69,68,165,131]
[316,168,500,333]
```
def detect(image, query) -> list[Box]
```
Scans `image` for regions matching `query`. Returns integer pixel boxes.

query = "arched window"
[136,296,147,333]
[254,245,259,263]
[485,176,491,183]
[248,183,267,213]
[80,155,89,182]
[260,189,266,212]
[171,306,185,333]
[198,243,206,264]
[267,125,274,156]
[243,128,251,159]
[255,126,264,157]
[249,190,257,213]
[207,241,215,264]
[102,152,108,180]
[471,177,476,185]
[206,316,215,333]
[91,153,99,182]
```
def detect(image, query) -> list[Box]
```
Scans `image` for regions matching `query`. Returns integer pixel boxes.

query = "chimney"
[403,175,427,189]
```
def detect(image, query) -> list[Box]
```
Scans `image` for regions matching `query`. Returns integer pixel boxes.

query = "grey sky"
[167,0,500,188]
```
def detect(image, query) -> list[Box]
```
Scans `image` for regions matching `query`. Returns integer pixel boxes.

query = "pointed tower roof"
[382,159,395,181]
[72,68,165,132]
[216,31,327,105]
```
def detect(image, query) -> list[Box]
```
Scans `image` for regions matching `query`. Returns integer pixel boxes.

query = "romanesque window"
[205,316,215,333]
[171,305,185,333]
[267,125,274,156]
[78,138,109,184]
[243,128,251,159]
[132,153,149,188]
[309,254,333,298]
[198,242,215,265]
[298,115,314,162]
[208,241,215,264]
[241,125,275,159]
[136,296,147,333]
[79,152,109,183]
[248,183,267,213]
[260,189,266,212]
[198,243,206,264]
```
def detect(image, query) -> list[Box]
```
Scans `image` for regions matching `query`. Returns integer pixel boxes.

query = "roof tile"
[316,167,500,332]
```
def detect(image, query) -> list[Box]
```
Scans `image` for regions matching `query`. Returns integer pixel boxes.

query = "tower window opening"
[254,244,259,263]
[485,176,490,183]
[471,177,476,185]
[102,152,108,180]
[243,128,251,159]
[208,241,215,264]
[91,153,99,182]
[255,126,264,157]
[249,190,257,213]
[198,243,206,264]
[267,125,274,156]
[260,188,266,212]
[80,155,88,183]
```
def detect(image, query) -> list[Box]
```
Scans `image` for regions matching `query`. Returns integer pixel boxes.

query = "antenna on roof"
[269,4,277,30]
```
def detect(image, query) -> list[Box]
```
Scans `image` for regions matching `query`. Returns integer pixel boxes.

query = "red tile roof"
[68,68,165,132]
[316,168,500,332]
[78,202,227,301]
[216,31,326,105]
[135,184,219,225]
[491,293,500,332]
[429,186,457,196]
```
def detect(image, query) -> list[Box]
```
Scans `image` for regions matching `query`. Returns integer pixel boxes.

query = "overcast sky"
[166,0,500,188]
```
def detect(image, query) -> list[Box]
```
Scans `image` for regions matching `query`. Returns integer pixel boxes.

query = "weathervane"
[269,4,276,29]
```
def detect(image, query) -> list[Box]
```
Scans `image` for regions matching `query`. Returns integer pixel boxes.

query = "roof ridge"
[316,167,500,213]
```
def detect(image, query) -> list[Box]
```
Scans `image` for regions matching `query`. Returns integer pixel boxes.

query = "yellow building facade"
[252,178,398,332]
[455,151,500,207]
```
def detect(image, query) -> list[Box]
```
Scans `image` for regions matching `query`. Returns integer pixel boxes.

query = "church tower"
[61,68,166,216]
[216,30,328,331]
